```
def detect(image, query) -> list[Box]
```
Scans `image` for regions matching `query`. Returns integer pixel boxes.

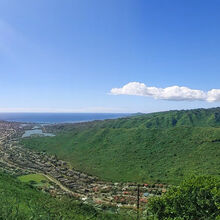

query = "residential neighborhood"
[0,121,168,210]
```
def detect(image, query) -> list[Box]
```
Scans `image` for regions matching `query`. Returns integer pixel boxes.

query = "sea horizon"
[0,112,131,124]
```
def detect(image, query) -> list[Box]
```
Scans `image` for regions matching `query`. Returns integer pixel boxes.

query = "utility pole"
[137,184,140,220]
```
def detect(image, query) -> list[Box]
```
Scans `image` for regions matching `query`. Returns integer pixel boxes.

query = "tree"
[147,175,220,219]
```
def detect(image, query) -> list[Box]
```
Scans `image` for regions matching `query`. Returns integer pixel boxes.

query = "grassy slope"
[0,172,127,219]
[18,173,50,188]
[18,173,48,183]
[21,108,220,184]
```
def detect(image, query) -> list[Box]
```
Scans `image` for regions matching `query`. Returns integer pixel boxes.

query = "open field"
[18,173,50,187]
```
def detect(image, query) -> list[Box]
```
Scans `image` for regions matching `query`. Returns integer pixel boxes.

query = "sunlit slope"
[21,109,220,184]
[0,172,127,219]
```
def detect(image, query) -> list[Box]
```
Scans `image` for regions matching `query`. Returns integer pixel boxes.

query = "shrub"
[147,175,220,219]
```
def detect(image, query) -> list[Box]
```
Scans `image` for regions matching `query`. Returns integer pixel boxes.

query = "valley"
[0,107,220,219]
[0,121,166,211]
[21,108,220,184]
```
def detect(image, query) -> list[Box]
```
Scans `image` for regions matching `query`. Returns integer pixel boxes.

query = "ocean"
[0,113,130,124]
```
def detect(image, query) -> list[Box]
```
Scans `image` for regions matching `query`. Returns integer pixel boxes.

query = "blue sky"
[0,0,220,113]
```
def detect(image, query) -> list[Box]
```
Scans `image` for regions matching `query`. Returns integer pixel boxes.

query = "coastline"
[0,112,131,124]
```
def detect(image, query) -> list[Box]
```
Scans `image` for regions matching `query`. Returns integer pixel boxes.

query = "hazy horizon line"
[0,106,219,114]
[0,111,133,114]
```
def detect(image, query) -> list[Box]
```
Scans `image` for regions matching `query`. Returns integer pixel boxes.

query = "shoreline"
[0,113,131,125]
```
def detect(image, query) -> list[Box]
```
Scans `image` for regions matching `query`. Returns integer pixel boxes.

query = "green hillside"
[50,107,220,131]
[0,171,127,219]
[21,108,220,184]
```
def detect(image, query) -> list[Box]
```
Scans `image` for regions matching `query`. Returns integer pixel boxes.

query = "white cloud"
[110,82,220,102]
[207,89,220,102]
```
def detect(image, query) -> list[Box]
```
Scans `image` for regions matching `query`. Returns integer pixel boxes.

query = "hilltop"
[21,107,220,184]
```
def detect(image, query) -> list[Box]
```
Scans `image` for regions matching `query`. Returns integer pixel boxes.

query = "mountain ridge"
[21,107,220,184]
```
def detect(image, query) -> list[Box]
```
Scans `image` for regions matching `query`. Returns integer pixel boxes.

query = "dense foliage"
[48,107,220,131]
[0,172,128,219]
[147,175,220,219]
[21,108,220,184]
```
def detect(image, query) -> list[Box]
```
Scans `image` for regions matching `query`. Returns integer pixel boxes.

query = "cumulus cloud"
[110,82,220,102]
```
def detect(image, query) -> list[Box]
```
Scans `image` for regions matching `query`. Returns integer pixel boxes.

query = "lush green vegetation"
[0,171,129,219]
[49,107,220,131]
[1,171,219,219]
[21,108,220,184]
[18,173,50,188]
[147,175,220,219]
